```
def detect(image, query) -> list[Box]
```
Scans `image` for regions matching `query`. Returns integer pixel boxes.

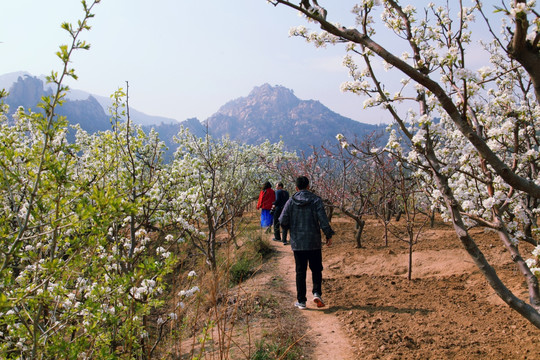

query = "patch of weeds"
[229,253,256,285]
[229,235,273,285]
[251,337,301,360]
[248,235,273,259]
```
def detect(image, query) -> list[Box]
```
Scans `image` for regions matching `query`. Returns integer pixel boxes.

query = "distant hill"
[202,83,383,153]
[1,72,386,156]
[68,89,178,127]
[147,84,385,156]
[3,74,111,142]
[0,72,177,126]
[142,118,207,161]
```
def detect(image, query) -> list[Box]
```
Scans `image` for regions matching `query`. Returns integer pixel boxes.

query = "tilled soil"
[323,216,540,359]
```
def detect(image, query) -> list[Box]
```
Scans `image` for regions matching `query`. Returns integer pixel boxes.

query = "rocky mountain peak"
[247,83,298,105]
[216,83,301,118]
[6,76,50,111]
[204,84,383,153]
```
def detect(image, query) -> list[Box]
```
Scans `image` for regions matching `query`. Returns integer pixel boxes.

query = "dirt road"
[269,238,356,360]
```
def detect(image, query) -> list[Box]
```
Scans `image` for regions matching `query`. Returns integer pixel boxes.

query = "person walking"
[279,176,334,309]
[256,181,275,230]
[272,182,290,245]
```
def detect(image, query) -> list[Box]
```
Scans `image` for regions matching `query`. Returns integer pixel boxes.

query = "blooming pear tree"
[170,129,295,269]
[268,0,540,328]
[0,2,203,357]
[279,147,341,208]
[282,135,396,248]
[386,157,430,280]
[369,149,400,245]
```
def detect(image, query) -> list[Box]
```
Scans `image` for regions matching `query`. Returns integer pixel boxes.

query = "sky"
[0,1,528,125]
[0,0,397,124]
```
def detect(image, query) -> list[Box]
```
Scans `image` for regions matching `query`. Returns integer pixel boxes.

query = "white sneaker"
[294,301,307,310]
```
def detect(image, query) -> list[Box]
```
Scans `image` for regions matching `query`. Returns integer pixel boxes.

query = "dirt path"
[268,238,356,360]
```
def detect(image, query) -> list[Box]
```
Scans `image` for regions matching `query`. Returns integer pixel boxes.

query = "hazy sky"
[0,1,523,125]
[1,0,395,124]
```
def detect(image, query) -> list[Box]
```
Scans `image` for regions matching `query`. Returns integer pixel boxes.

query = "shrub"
[229,253,255,285]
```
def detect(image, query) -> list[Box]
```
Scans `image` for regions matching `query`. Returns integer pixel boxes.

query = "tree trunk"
[326,205,334,222]
[355,219,365,248]
[384,223,389,247]
[408,239,413,281]
[432,166,540,328]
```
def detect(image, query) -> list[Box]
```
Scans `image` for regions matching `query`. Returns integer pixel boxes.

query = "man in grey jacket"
[279,176,335,309]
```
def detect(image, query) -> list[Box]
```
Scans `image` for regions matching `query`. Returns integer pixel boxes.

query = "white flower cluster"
[526,245,540,277]
[509,1,535,17]
[178,285,199,299]
[289,26,340,48]
[130,278,159,300]
[156,246,171,259]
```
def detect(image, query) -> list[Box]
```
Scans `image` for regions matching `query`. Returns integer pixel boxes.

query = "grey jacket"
[278,190,335,251]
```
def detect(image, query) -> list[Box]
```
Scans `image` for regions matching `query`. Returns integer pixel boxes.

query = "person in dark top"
[272,182,290,245]
[279,176,335,309]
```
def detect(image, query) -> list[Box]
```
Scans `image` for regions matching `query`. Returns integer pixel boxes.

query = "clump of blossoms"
[527,246,540,278]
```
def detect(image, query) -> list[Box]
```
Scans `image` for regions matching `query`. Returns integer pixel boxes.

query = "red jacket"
[257,188,275,210]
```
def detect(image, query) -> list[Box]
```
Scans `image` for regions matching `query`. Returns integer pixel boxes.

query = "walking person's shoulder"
[309,192,323,206]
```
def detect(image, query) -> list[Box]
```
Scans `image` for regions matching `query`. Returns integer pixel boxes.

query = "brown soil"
[169,213,540,359]
[314,215,540,360]
[270,237,356,359]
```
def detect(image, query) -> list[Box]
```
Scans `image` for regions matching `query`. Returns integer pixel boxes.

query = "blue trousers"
[293,249,323,303]
[260,209,273,227]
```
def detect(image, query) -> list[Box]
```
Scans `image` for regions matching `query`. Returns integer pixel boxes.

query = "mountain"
[2,72,386,156]
[0,72,177,126]
[3,75,112,141]
[145,84,384,157]
[3,74,51,111]
[67,89,178,126]
[142,117,207,161]
[203,83,383,153]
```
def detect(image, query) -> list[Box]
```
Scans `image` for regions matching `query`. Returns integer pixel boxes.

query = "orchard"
[2,0,540,358]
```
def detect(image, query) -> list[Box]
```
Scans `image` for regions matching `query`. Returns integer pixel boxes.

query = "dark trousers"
[293,249,323,303]
[273,208,288,242]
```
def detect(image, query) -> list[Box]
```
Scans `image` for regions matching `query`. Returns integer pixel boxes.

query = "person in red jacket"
[257,181,275,228]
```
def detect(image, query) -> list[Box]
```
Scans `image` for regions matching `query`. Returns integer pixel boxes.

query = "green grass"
[251,337,301,360]
[229,235,274,285]
[229,253,256,285]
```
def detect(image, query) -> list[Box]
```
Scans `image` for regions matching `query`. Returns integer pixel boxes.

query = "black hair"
[262,181,272,190]
[295,176,309,190]
[277,182,284,188]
